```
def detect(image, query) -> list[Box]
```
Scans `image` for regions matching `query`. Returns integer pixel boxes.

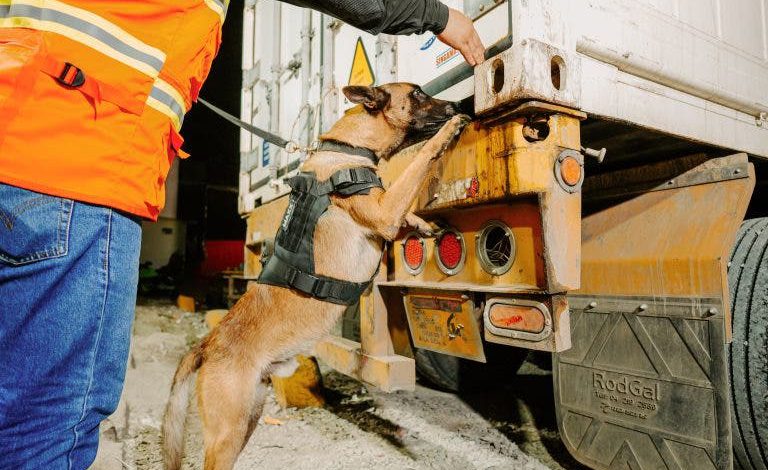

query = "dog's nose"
[456,99,476,117]
[447,102,461,115]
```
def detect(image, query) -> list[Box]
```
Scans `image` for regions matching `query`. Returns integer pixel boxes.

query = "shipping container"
[237,1,768,469]
[239,0,767,212]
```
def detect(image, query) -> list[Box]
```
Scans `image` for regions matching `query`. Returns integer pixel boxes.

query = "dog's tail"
[162,346,202,470]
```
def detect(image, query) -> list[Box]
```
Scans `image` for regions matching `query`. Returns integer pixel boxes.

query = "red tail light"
[435,229,465,275]
[402,233,425,274]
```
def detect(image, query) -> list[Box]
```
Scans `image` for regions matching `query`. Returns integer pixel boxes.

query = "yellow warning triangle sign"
[347,37,375,86]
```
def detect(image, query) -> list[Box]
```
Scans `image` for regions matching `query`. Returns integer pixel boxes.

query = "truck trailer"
[236,1,768,469]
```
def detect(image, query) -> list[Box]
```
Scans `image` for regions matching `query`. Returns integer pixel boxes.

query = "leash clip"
[285,140,319,154]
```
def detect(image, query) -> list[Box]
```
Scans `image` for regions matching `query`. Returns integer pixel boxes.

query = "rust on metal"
[244,196,289,278]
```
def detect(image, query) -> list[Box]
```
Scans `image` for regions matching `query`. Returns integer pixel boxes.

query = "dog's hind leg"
[243,381,269,449]
[197,360,263,470]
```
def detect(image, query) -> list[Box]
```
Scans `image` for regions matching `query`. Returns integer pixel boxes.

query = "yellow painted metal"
[578,153,755,338]
[381,110,582,293]
[243,196,289,278]
[314,336,416,392]
[391,202,544,291]
[403,291,486,362]
[379,113,582,208]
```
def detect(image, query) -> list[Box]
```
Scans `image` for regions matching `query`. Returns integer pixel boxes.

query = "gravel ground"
[93,301,587,470]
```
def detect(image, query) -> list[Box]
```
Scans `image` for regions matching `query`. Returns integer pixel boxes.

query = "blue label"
[420,35,436,51]
[262,140,270,166]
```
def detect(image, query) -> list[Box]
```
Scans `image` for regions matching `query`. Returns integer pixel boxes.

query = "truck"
[236,1,768,469]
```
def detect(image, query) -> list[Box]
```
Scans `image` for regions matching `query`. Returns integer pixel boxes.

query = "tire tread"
[729,218,768,470]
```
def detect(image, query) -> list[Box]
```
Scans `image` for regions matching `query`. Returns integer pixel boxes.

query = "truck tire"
[728,217,768,470]
[414,343,528,393]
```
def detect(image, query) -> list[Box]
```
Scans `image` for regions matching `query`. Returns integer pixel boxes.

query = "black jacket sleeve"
[279,0,450,35]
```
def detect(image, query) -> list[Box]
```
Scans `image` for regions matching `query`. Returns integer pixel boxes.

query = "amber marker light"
[560,155,582,187]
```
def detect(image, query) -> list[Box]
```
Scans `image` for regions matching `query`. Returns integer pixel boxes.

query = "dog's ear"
[343,86,390,112]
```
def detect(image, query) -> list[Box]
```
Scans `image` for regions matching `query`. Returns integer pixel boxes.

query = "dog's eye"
[412,89,424,99]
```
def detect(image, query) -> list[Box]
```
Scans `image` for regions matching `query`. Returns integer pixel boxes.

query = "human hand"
[437,8,485,66]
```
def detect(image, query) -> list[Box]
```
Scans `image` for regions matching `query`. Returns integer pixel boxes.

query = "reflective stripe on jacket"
[0,0,227,219]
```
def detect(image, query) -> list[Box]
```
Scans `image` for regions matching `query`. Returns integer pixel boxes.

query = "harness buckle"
[57,63,86,88]
[287,268,319,294]
[313,281,331,299]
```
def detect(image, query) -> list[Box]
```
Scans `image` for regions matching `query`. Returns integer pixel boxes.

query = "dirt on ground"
[93,301,587,470]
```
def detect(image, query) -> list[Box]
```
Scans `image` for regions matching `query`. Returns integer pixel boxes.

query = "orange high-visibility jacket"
[0,0,227,219]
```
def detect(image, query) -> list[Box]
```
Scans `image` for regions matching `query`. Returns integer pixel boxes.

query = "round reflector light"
[402,234,425,274]
[435,229,466,275]
[560,156,582,186]
[554,149,584,193]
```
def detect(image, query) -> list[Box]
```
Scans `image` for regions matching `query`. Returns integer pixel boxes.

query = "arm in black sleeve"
[280,0,449,36]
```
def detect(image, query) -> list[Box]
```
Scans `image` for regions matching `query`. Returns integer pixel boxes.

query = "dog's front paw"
[451,114,472,133]
[443,114,471,139]
[430,114,471,159]
[403,212,433,236]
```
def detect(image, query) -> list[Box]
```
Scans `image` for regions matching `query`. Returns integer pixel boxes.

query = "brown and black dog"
[162,83,469,470]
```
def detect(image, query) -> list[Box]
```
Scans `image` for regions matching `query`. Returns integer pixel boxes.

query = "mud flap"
[554,296,732,469]
[553,153,755,470]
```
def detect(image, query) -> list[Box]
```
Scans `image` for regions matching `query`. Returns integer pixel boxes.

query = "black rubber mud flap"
[553,296,733,469]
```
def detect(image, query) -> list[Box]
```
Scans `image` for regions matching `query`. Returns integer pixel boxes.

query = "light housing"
[484,298,552,341]
[554,149,584,193]
[476,220,516,275]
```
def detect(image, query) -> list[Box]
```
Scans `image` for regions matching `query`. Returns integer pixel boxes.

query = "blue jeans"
[0,183,141,469]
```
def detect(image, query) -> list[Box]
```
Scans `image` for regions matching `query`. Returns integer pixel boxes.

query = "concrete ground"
[93,302,587,470]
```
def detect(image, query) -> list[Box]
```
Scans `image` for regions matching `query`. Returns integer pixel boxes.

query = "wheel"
[728,218,768,470]
[414,342,528,393]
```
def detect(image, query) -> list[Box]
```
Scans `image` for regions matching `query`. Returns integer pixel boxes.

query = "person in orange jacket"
[0,1,483,467]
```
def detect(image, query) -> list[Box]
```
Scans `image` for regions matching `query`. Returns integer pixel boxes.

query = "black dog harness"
[257,142,383,305]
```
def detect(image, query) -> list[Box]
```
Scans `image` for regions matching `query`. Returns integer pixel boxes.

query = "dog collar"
[317,140,378,164]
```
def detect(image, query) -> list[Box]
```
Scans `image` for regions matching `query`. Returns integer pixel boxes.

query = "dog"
[162,82,469,470]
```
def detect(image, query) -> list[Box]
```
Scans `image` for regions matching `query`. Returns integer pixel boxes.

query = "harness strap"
[317,140,378,165]
[308,167,383,196]
[259,257,371,306]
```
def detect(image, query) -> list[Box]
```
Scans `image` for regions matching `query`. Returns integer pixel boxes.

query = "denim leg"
[0,184,140,470]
